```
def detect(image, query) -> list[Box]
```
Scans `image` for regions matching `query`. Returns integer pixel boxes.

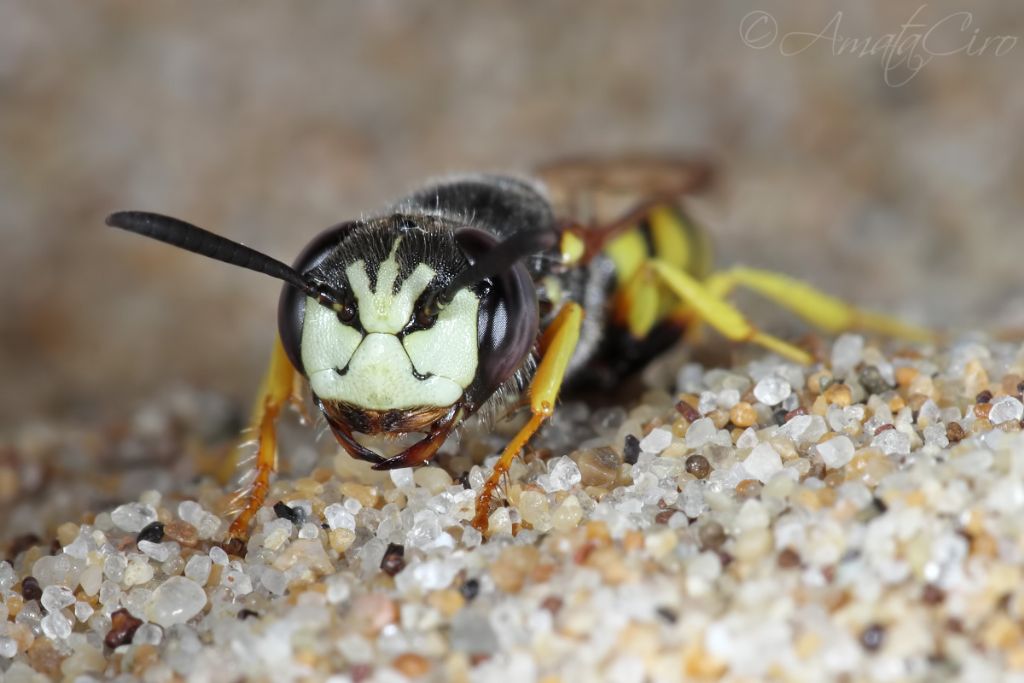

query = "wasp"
[107,158,928,541]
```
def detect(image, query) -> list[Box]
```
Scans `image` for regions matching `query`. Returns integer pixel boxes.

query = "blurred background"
[2,0,1023,430]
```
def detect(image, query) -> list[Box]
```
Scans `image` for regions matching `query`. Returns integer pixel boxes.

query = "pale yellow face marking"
[403,288,479,388]
[345,239,435,334]
[300,237,481,410]
[308,333,465,410]
[301,299,363,380]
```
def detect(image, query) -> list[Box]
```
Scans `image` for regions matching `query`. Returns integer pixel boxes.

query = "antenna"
[434,228,557,309]
[106,211,337,305]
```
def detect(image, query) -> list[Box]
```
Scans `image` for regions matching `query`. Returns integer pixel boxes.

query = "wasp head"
[279,213,546,469]
[298,217,478,410]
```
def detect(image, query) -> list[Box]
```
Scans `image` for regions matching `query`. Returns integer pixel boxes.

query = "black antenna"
[436,229,557,308]
[106,211,332,303]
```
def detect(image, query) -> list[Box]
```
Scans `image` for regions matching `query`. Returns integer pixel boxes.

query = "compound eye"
[453,227,539,407]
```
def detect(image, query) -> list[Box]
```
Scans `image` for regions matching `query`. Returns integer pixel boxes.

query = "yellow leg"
[227,335,297,542]
[473,302,584,533]
[649,260,813,364]
[704,266,933,342]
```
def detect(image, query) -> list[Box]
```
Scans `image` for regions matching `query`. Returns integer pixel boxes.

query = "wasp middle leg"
[703,266,933,343]
[647,260,814,364]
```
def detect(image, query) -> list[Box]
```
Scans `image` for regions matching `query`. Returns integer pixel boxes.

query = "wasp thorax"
[298,220,480,411]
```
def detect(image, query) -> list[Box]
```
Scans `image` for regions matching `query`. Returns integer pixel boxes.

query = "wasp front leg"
[473,302,584,533]
[227,335,298,543]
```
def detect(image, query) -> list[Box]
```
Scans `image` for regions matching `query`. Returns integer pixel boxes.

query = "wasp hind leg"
[647,260,814,364]
[226,335,298,543]
[704,266,933,343]
[472,302,584,533]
